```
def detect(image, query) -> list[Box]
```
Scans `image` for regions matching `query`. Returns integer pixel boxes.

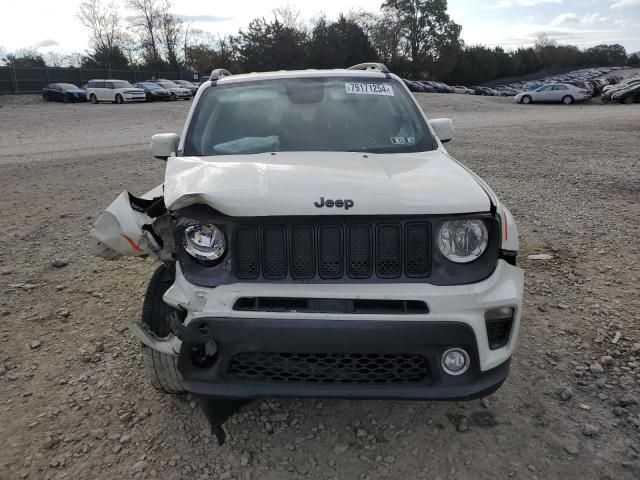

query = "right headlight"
[183,224,226,263]
[438,219,488,263]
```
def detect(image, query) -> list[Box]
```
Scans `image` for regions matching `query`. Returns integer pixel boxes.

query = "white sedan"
[453,85,473,94]
[514,83,590,105]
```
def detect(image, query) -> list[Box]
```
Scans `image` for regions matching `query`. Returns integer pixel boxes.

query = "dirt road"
[0,91,638,480]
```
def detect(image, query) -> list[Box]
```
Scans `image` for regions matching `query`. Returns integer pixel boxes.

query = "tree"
[584,44,627,66]
[627,53,640,66]
[381,0,461,76]
[239,17,307,71]
[77,0,121,52]
[4,51,46,67]
[77,0,128,68]
[82,45,129,69]
[128,0,163,68]
[159,0,182,69]
[308,15,378,69]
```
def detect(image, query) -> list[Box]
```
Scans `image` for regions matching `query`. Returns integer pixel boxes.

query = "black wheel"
[521,95,532,105]
[141,264,185,394]
[90,94,97,104]
[63,94,70,103]
[562,95,574,105]
[42,93,49,102]
[622,96,634,105]
[115,94,124,104]
[170,93,177,101]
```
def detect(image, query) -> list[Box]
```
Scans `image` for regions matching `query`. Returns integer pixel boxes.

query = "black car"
[42,83,87,103]
[615,84,640,104]
[134,82,172,102]
[402,79,425,92]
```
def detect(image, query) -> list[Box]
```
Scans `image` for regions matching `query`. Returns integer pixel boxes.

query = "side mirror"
[429,118,454,144]
[151,133,180,160]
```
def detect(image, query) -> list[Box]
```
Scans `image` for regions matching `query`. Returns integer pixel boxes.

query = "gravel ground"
[0,84,639,480]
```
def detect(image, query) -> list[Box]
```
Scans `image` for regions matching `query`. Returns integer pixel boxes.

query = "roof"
[215,68,395,85]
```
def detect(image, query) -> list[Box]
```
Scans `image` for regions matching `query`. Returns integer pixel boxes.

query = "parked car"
[425,81,449,93]
[612,84,640,104]
[416,81,435,92]
[197,75,210,85]
[85,79,146,104]
[147,79,192,100]
[515,83,590,105]
[42,83,87,103]
[402,79,426,92]
[90,64,523,433]
[453,86,473,94]
[134,82,172,102]
[172,79,199,95]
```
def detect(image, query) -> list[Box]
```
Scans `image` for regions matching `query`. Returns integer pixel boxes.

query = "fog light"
[441,348,470,376]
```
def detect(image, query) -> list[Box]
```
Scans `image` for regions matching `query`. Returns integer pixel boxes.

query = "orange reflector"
[121,234,143,253]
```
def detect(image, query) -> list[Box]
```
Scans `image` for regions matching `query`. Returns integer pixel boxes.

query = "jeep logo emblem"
[314,197,354,210]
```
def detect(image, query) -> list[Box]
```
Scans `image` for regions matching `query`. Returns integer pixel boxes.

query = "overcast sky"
[1,0,639,55]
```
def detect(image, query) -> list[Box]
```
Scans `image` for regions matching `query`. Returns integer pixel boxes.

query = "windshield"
[58,83,79,90]
[141,82,161,89]
[184,76,436,156]
[158,81,177,88]
[111,81,133,88]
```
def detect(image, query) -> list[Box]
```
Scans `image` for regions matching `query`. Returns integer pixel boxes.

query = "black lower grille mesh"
[227,352,430,384]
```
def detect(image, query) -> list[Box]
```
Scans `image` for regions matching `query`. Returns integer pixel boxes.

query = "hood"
[163,151,491,216]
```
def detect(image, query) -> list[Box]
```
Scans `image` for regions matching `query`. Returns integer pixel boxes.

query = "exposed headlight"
[438,219,488,263]
[183,224,226,263]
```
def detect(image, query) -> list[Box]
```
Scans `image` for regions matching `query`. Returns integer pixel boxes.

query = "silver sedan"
[514,83,590,105]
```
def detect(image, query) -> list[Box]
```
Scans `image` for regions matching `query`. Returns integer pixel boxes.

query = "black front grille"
[227,352,430,384]
[233,221,431,281]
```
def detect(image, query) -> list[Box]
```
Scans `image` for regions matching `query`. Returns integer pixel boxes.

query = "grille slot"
[290,225,316,279]
[262,226,287,279]
[234,226,259,279]
[347,225,372,278]
[318,225,344,279]
[405,224,431,277]
[376,224,402,278]
[227,352,430,384]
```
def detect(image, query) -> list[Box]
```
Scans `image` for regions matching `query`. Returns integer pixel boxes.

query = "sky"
[1,0,639,56]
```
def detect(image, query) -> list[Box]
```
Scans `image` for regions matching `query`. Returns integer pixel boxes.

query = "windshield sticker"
[390,136,406,144]
[345,83,394,96]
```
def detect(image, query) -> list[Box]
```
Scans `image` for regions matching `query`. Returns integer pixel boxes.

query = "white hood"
[163,151,491,216]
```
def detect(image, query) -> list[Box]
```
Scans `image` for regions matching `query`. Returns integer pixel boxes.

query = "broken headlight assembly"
[183,224,226,264]
[438,219,488,263]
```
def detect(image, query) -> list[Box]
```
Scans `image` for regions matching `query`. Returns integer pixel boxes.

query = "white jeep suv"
[86,79,146,104]
[91,64,523,411]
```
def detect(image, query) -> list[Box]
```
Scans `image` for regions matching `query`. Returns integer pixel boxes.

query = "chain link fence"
[0,66,200,94]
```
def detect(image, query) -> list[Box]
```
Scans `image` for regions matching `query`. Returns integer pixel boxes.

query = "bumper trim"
[177,317,511,400]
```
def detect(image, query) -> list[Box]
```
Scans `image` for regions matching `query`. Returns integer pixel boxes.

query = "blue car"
[42,83,87,103]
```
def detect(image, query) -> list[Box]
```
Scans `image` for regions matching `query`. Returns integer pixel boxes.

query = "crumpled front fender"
[90,185,165,259]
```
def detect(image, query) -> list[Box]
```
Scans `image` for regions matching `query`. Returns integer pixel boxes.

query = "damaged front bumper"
[130,260,523,400]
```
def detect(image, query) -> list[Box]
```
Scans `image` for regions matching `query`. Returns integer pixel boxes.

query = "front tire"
[90,94,97,104]
[521,95,532,105]
[622,96,634,105]
[562,95,574,105]
[170,93,177,101]
[115,94,124,104]
[141,264,185,394]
